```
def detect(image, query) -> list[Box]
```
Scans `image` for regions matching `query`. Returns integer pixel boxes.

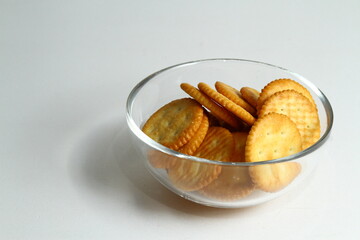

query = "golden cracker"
[180,83,242,129]
[199,165,254,201]
[194,126,234,161]
[240,87,260,108]
[168,127,233,191]
[206,111,249,132]
[257,78,316,113]
[178,114,209,155]
[198,82,256,126]
[245,113,303,162]
[215,81,256,116]
[245,113,303,192]
[142,98,204,150]
[148,114,209,169]
[259,90,320,149]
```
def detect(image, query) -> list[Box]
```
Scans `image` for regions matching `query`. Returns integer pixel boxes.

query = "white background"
[1,0,359,239]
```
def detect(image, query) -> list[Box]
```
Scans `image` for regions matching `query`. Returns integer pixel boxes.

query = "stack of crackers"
[142,79,320,200]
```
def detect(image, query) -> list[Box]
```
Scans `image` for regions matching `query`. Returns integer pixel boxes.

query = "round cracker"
[180,83,242,129]
[168,127,234,191]
[178,113,209,155]
[142,98,204,150]
[240,87,260,108]
[198,82,256,126]
[245,113,303,162]
[258,89,320,149]
[245,113,303,192]
[148,114,209,169]
[215,81,256,116]
[257,78,316,113]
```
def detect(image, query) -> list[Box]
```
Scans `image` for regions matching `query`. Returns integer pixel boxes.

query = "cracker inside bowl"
[126,58,333,208]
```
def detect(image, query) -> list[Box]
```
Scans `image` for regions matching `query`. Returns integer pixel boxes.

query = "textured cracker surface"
[259,90,320,149]
[257,78,316,113]
[198,82,256,126]
[245,113,302,192]
[215,81,256,115]
[167,127,233,191]
[180,83,241,129]
[240,87,260,108]
[194,126,234,161]
[245,113,302,162]
[178,114,209,155]
[142,98,204,150]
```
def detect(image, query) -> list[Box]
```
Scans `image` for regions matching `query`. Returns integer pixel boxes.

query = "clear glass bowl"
[126,59,333,208]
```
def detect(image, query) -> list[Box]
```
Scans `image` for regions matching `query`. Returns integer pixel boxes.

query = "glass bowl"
[126,59,333,208]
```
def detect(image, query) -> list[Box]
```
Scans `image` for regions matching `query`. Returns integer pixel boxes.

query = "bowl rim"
[126,58,334,166]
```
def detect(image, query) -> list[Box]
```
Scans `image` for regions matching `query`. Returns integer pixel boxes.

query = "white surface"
[1,0,359,239]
